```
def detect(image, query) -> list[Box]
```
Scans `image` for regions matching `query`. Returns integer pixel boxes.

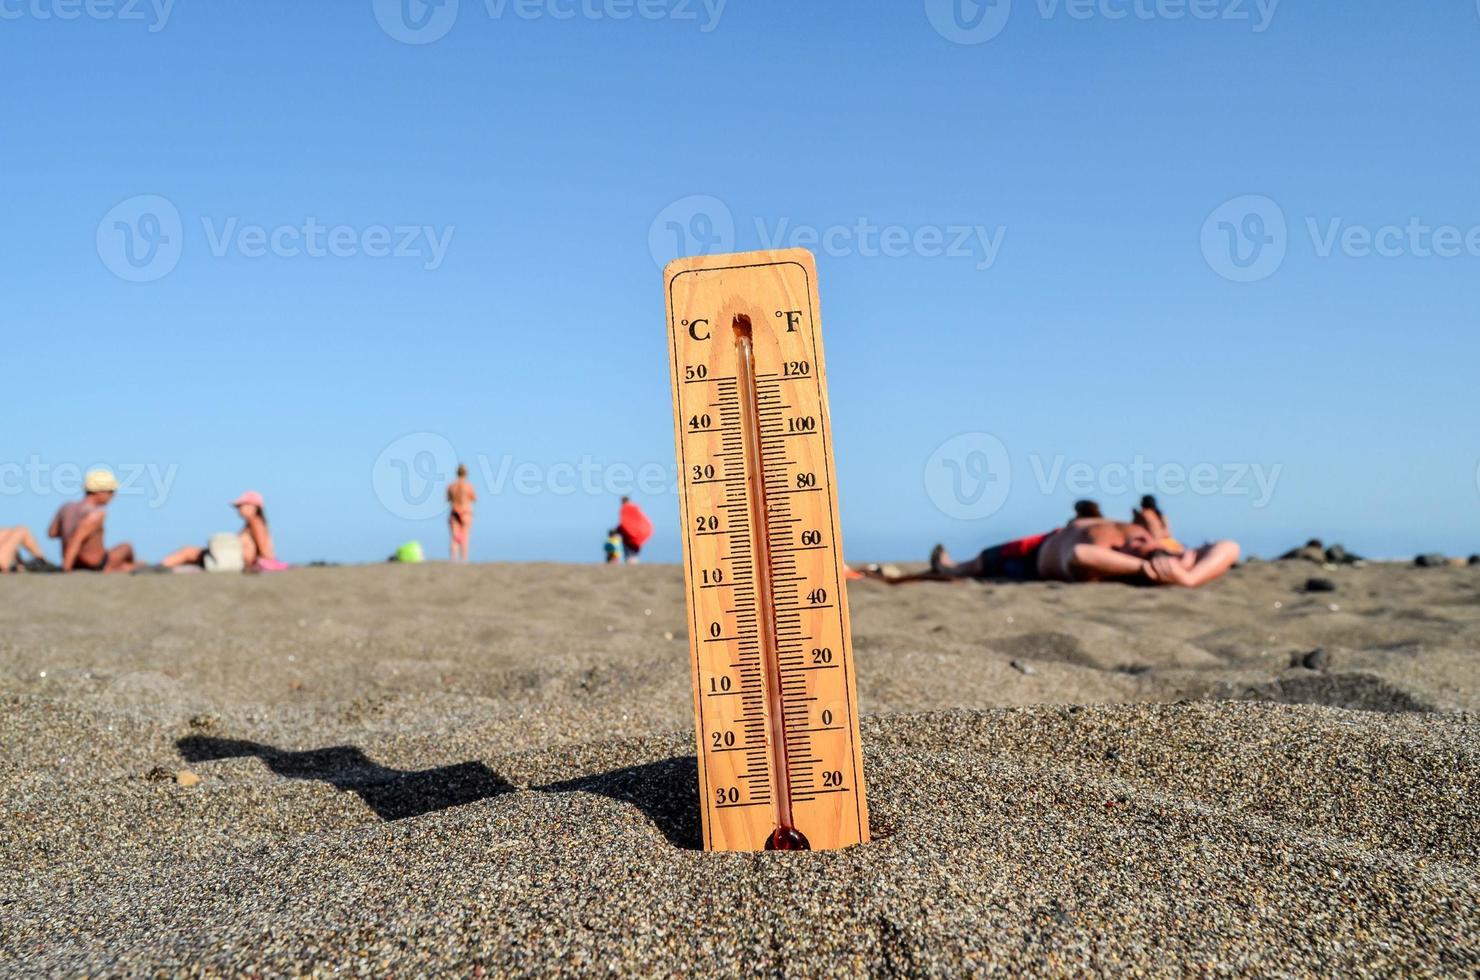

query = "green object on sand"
[393,541,425,564]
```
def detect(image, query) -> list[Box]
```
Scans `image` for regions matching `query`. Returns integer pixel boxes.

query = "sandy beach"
[2,561,1477,975]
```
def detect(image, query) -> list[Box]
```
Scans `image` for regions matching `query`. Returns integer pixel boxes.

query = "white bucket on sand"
[203,533,244,573]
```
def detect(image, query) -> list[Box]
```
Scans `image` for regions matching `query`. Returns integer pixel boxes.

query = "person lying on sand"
[0,526,55,573]
[447,464,476,563]
[48,469,138,573]
[1132,494,1185,555]
[159,491,283,572]
[866,503,1239,588]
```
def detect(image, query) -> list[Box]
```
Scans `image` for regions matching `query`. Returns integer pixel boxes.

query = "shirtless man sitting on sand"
[47,469,138,573]
[874,499,1240,588]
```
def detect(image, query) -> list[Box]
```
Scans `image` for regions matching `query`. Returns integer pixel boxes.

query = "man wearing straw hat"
[47,468,139,573]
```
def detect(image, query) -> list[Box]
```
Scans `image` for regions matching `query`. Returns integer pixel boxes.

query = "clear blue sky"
[4,0,1478,564]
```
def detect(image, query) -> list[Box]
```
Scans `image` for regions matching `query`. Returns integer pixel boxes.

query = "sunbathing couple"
[1,469,281,574]
[868,497,1239,589]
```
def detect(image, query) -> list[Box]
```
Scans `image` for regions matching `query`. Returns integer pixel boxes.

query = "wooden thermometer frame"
[664,248,868,853]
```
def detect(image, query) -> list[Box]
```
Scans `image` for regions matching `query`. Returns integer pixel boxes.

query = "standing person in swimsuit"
[159,491,282,571]
[47,468,138,573]
[447,464,477,562]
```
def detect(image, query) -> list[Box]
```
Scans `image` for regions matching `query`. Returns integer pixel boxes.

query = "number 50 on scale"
[663,248,869,853]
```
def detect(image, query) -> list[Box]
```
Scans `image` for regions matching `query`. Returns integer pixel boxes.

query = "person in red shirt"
[611,497,652,564]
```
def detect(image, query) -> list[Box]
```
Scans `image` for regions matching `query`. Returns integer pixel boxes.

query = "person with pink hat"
[160,490,286,572]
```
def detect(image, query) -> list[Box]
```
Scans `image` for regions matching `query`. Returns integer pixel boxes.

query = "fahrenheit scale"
[664,248,868,852]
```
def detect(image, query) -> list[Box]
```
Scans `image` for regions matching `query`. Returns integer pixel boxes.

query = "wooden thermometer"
[664,248,868,852]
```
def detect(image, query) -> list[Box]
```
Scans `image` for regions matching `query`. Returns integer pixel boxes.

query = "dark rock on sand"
[1303,578,1338,593]
[1324,544,1364,565]
[1278,541,1363,566]
[1280,540,1327,563]
[1415,554,1449,568]
[1293,648,1329,672]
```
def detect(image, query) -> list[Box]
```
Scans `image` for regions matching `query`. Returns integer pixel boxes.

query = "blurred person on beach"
[604,529,623,565]
[869,499,1239,589]
[1132,494,1184,554]
[1073,499,1103,520]
[447,464,477,562]
[159,491,284,572]
[611,497,652,564]
[0,526,54,573]
[48,469,138,573]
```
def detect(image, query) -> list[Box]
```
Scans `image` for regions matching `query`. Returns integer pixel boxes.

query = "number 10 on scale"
[664,248,869,852]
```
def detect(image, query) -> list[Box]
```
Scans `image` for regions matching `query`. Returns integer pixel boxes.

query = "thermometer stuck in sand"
[664,248,868,852]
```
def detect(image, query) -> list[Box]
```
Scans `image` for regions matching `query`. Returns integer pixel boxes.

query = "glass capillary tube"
[732,314,809,852]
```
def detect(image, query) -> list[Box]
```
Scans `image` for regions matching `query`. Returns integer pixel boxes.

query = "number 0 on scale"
[664,248,869,852]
